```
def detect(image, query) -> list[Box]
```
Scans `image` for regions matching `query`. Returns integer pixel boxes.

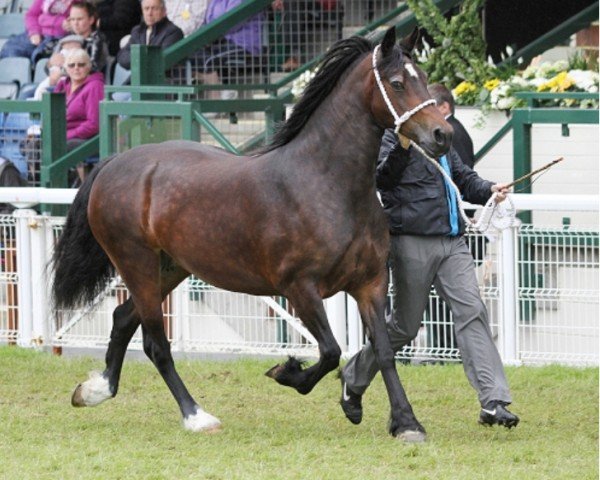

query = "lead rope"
[372,45,516,234]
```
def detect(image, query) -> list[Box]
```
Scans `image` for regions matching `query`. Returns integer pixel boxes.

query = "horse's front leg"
[265,283,341,395]
[355,278,426,442]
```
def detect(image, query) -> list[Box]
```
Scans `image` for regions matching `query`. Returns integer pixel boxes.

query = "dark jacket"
[376,129,494,236]
[117,16,184,69]
[96,0,142,56]
[447,114,475,169]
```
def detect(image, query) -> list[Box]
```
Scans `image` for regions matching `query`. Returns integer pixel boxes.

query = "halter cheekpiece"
[371,44,436,135]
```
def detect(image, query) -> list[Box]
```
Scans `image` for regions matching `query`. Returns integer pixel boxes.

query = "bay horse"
[52,27,452,442]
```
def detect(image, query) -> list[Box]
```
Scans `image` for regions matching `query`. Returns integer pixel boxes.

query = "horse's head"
[370,27,452,158]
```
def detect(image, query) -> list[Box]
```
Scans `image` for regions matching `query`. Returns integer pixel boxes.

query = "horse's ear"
[380,26,397,57]
[399,27,420,53]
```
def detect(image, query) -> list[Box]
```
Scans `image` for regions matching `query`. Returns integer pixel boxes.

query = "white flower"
[568,69,599,91]
[496,97,516,110]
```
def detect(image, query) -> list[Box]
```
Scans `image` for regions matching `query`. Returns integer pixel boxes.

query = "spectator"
[54,48,103,184]
[0,0,75,63]
[272,0,342,72]
[33,34,85,100]
[54,48,103,147]
[95,0,142,57]
[67,0,109,73]
[116,0,184,70]
[193,0,264,100]
[166,0,207,37]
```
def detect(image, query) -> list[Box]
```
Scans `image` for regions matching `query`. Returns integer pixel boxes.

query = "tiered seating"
[0,57,31,99]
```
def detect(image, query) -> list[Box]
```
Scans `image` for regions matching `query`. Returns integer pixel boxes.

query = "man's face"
[142,0,166,27]
[69,6,95,37]
[436,101,451,117]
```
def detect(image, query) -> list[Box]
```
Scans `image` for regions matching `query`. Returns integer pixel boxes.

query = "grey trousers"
[343,235,512,407]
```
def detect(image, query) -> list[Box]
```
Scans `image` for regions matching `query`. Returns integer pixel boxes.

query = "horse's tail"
[52,156,117,312]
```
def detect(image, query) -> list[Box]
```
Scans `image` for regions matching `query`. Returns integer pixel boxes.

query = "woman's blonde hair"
[63,48,91,69]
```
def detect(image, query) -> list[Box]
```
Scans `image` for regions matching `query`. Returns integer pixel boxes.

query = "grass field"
[0,346,597,480]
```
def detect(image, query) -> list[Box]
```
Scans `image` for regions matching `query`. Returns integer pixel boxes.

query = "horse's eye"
[390,80,404,91]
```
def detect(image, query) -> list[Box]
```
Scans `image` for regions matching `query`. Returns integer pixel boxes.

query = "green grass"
[0,346,597,480]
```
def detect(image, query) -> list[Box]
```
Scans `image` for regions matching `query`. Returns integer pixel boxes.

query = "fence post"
[345,294,363,357]
[13,209,34,347]
[500,225,519,364]
[325,292,347,352]
[29,214,51,345]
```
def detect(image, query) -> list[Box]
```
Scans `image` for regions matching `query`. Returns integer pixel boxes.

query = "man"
[339,120,520,429]
[116,0,183,70]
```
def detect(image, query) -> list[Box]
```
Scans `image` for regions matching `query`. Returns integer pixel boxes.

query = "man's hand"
[491,183,510,203]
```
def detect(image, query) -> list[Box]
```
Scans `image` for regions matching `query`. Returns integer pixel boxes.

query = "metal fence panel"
[1,202,598,366]
[0,214,17,342]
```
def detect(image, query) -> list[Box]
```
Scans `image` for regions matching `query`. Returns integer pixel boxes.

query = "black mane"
[264,36,373,152]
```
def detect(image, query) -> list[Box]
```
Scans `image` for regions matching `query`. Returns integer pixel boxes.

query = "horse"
[52,26,452,442]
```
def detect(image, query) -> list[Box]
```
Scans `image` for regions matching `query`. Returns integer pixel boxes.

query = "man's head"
[69,1,98,37]
[141,0,167,27]
[428,83,455,117]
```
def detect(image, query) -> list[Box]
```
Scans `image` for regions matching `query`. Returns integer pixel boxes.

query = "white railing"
[0,189,598,366]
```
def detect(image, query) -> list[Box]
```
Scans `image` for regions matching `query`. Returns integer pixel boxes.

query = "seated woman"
[0,0,75,63]
[53,48,104,182]
[32,34,85,100]
[192,0,264,100]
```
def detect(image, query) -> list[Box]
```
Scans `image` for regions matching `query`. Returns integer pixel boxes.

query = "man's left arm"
[451,150,505,205]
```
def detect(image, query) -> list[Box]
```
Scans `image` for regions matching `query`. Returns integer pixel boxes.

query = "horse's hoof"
[396,430,427,443]
[183,408,222,433]
[70,371,112,407]
[265,364,284,379]
[71,383,86,407]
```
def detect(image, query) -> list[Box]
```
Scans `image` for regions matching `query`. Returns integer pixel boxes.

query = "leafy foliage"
[407,0,495,87]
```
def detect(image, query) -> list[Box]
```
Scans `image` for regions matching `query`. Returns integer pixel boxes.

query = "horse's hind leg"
[72,298,140,407]
[266,283,341,395]
[120,252,220,432]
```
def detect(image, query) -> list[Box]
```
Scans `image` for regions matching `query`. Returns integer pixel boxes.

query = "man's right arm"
[375,129,410,190]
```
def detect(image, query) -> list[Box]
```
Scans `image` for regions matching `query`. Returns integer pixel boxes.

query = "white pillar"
[13,209,35,347]
[500,226,519,364]
[29,213,50,346]
[345,294,363,356]
[324,292,347,352]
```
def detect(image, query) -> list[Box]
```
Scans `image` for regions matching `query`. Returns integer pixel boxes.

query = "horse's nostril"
[433,127,446,146]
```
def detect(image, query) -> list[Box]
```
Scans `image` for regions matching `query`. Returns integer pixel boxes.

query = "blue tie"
[439,155,459,236]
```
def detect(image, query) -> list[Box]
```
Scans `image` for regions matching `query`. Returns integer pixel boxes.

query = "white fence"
[0,189,598,366]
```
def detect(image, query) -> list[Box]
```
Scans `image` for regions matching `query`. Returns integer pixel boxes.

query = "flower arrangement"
[453,59,599,111]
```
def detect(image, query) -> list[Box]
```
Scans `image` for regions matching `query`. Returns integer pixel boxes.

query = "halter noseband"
[372,44,436,135]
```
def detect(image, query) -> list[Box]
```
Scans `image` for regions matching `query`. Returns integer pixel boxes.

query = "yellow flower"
[537,71,574,92]
[484,78,500,91]
[453,81,477,96]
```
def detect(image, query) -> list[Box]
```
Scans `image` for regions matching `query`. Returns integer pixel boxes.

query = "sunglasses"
[66,62,88,68]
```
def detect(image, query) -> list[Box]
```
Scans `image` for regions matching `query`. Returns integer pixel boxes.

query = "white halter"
[372,43,516,234]
[371,44,436,135]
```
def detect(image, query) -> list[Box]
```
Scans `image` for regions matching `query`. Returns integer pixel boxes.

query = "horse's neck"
[279,68,383,183]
